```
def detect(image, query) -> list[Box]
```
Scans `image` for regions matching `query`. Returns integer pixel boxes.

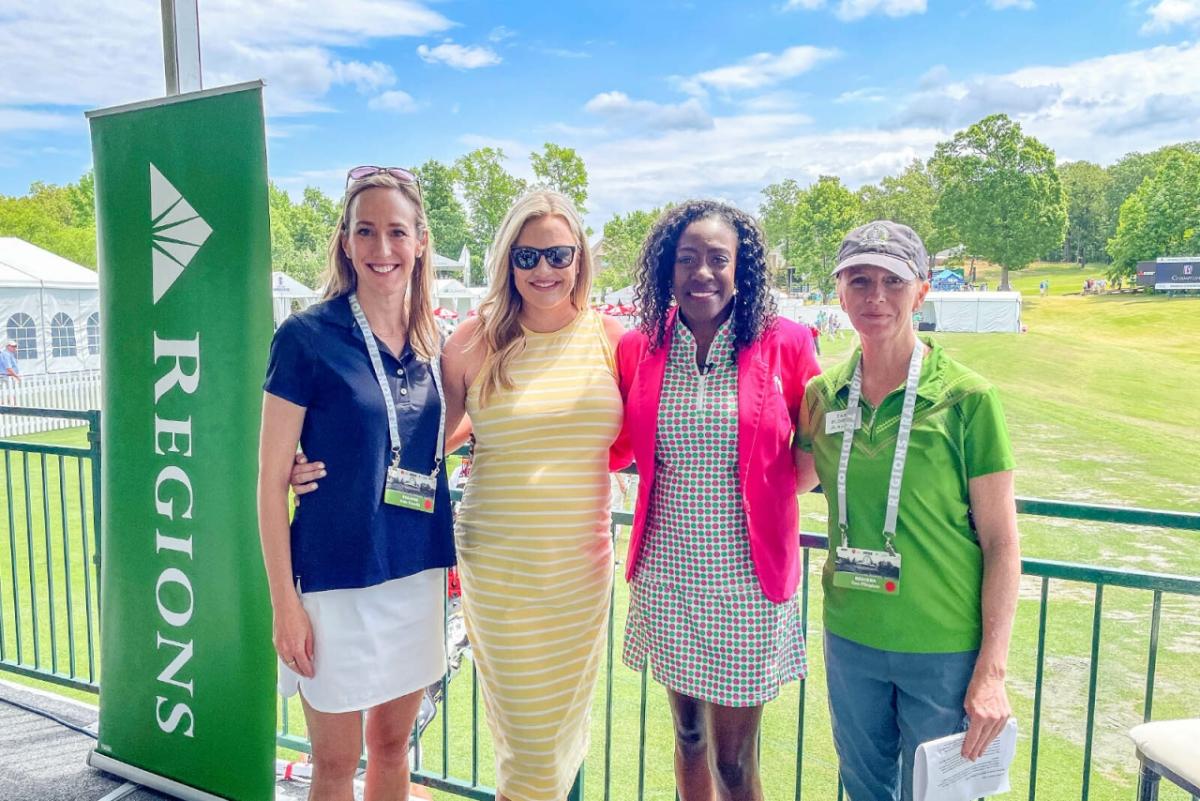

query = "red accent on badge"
[885,581,897,593]
[424,499,433,510]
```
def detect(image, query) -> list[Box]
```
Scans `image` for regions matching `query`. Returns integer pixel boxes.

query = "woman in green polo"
[797,221,1021,801]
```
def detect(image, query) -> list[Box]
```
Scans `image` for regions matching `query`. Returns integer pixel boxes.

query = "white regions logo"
[150,163,212,304]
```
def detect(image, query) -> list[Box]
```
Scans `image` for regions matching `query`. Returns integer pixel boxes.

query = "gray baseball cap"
[832,220,929,280]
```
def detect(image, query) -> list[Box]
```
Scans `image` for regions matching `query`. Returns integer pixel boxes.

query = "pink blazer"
[611,312,821,603]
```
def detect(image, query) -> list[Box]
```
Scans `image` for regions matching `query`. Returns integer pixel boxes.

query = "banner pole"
[160,0,202,95]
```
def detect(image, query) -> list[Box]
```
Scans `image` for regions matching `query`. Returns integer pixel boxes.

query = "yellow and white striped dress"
[456,309,622,801]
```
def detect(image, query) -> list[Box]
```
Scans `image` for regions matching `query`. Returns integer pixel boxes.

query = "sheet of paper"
[912,718,1018,801]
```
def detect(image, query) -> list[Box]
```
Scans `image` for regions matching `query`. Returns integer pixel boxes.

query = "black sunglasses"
[510,245,577,270]
[345,166,422,193]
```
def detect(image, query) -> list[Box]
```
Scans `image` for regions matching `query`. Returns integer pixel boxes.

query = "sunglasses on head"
[345,166,421,192]
[510,245,577,270]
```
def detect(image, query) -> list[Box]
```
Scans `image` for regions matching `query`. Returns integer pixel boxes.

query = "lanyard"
[349,293,446,476]
[836,341,924,554]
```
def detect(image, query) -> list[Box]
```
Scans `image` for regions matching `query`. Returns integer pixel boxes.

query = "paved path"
[0,679,434,800]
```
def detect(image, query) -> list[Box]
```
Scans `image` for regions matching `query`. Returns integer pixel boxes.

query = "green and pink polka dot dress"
[623,319,807,707]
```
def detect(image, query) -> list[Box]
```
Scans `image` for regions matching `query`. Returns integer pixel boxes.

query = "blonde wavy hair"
[321,172,439,362]
[472,189,594,406]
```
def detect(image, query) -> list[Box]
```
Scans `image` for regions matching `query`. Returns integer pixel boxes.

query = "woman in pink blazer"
[612,201,821,801]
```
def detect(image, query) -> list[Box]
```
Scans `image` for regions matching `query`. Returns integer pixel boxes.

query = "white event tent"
[920,291,1022,333]
[0,237,100,374]
[271,271,320,328]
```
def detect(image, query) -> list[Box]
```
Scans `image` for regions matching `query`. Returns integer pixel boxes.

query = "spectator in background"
[1,341,21,382]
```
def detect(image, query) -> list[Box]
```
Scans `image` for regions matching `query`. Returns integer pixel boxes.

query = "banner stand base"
[88,751,228,801]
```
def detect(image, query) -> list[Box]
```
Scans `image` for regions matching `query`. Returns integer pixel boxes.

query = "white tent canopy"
[920,291,1022,333]
[271,271,320,328]
[0,238,100,374]
[434,277,483,320]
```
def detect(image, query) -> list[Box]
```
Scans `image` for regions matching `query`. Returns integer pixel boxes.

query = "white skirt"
[278,568,447,713]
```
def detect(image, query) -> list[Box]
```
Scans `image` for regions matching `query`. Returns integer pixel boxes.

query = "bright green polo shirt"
[799,338,1014,653]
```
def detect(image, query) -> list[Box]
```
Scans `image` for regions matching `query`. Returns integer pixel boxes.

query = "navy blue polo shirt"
[263,295,454,593]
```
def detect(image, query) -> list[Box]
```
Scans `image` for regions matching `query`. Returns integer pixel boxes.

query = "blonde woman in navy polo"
[257,168,454,801]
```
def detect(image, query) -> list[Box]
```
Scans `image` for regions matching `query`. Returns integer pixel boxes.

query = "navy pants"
[825,632,978,801]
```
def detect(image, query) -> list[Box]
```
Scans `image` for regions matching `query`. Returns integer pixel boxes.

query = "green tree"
[759,179,801,263]
[930,114,1066,290]
[0,174,98,268]
[530,143,588,216]
[414,159,470,269]
[1106,149,1200,281]
[455,148,527,285]
[857,159,949,253]
[1103,142,1200,250]
[1057,160,1111,264]
[789,176,862,294]
[597,207,662,291]
[266,182,337,290]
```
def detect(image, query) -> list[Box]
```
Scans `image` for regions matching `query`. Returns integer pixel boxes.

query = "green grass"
[5,279,1199,800]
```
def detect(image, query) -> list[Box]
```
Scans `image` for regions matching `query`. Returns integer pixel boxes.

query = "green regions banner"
[86,82,275,801]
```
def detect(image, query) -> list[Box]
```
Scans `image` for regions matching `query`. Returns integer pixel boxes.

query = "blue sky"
[2,0,1199,229]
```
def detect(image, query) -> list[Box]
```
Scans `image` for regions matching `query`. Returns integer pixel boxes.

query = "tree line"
[757,115,1199,292]
[2,116,1196,293]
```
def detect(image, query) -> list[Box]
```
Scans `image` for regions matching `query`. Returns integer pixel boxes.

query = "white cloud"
[584,92,714,132]
[368,90,419,113]
[676,46,838,96]
[835,87,887,103]
[330,61,396,94]
[488,25,517,43]
[576,116,940,224]
[0,108,77,132]
[890,42,1200,164]
[0,0,451,123]
[892,76,1063,128]
[988,0,1034,9]
[416,42,502,69]
[1141,0,1200,32]
[739,91,807,112]
[545,48,591,59]
[784,0,927,20]
[573,42,1200,224]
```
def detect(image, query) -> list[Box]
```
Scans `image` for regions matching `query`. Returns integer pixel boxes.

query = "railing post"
[566,766,584,801]
[87,410,102,598]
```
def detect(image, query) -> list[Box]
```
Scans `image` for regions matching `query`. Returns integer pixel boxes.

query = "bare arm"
[961,468,1020,760]
[257,392,315,677]
[600,314,626,355]
[442,318,486,438]
[793,394,820,494]
[289,328,483,492]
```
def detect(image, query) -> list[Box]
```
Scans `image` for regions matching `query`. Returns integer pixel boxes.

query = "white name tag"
[825,406,862,434]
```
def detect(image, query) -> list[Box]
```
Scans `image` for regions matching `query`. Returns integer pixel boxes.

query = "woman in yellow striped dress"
[441,190,624,801]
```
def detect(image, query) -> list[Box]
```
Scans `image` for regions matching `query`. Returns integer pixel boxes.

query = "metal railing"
[0,371,102,437]
[272,480,1200,801]
[0,415,1196,800]
[0,406,102,693]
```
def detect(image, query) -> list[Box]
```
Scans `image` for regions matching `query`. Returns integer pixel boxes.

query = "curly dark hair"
[634,200,778,354]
